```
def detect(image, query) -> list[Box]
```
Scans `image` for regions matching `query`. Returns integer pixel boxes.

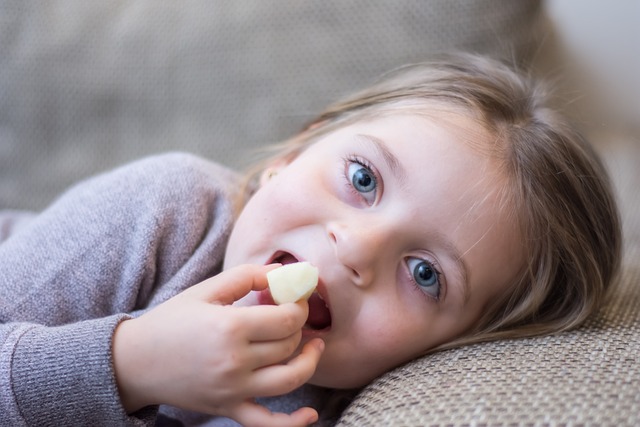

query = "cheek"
[326,304,428,386]
[225,170,324,268]
[317,295,475,388]
[224,189,279,268]
[265,166,336,226]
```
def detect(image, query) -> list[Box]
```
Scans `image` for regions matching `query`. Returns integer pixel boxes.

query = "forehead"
[326,108,500,186]
[309,100,497,161]
[346,111,507,227]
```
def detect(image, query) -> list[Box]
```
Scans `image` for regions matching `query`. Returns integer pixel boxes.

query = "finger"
[246,331,302,368]
[186,264,280,304]
[240,301,308,342]
[230,400,319,427]
[250,338,325,397]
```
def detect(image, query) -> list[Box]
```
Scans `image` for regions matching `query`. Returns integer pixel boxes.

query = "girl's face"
[224,112,524,389]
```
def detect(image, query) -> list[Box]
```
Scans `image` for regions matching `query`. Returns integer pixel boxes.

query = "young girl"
[0,53,621,427]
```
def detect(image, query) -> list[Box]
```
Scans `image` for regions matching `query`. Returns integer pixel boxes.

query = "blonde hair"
[241,53,622,349]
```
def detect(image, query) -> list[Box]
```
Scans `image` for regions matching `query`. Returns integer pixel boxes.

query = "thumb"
[185,264,280,305]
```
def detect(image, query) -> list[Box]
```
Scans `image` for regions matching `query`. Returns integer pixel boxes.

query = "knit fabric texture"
[0,153,240,425]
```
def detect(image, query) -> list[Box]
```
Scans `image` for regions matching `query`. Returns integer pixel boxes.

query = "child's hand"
[113,264,324,427]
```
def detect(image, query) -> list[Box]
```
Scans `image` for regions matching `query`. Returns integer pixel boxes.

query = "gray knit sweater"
[0,153,329,426]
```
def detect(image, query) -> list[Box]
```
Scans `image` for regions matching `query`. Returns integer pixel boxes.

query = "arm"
[0,315,155,426]
[0,153,238,425]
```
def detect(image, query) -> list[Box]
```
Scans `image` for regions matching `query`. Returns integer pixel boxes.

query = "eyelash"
[342,155,380,204]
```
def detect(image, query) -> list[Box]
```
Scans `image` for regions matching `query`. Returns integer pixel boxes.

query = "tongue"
[278,253,299,265]
[306,293,331,329]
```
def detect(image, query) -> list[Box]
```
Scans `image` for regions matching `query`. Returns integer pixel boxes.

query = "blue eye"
[348,163,376,193]
[407,257,440,299]
[348,162,377,204]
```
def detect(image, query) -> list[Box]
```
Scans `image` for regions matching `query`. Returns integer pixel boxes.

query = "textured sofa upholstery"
[2,1,638,425]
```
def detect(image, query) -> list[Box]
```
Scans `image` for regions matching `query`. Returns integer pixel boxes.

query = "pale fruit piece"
[267,262,319,305]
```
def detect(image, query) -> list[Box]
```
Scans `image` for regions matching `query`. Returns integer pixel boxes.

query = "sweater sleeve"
[0,152,239,426]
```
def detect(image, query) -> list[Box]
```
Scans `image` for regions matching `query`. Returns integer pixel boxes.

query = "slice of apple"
[267,262,319,305]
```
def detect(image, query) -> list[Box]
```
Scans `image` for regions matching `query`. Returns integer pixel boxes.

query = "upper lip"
[268,250,300,265]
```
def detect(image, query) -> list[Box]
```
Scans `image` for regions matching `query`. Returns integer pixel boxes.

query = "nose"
[326,219,390,287]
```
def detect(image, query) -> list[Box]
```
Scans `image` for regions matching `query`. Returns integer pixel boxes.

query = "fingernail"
[316,339,325,352]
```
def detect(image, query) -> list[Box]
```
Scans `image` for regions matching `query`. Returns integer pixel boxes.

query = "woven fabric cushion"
[336,135,640,426]
[0,0,541,210]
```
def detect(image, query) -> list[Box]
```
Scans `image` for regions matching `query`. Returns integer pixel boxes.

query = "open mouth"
[305,291,331,331]
[270,251,332,331]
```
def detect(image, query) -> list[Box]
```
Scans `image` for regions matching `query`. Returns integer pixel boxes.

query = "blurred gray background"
[1,1,638,211]
[0,0,542,210]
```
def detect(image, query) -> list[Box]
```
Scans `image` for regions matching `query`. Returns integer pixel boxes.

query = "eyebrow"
[355,134,408,185]
[356,133,470,304]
